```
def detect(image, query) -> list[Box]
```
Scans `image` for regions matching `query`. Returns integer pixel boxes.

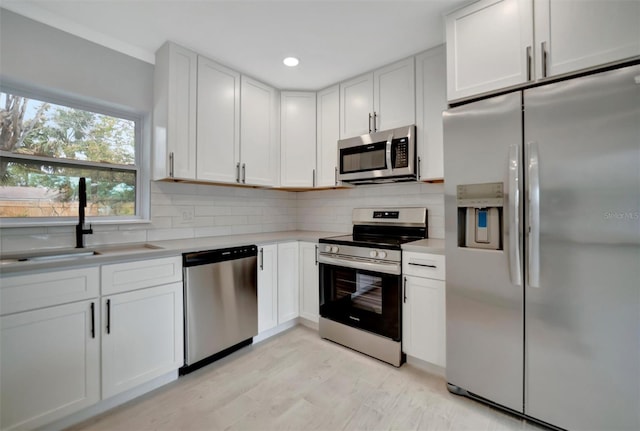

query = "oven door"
[319,260,402,341]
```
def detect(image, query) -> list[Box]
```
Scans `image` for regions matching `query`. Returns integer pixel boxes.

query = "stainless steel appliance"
[338,125,416,184]
[181,245,258,374]
[319,207,428,367]
[444,64,640,430]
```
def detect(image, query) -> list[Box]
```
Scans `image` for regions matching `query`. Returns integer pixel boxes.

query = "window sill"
[0,218,152,229]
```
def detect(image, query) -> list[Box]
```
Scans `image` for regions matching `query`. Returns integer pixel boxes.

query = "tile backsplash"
[0,181,444,253]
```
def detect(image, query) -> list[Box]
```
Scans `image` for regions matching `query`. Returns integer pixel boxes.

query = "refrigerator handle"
[527,142,541,288]
[508,143,522,286]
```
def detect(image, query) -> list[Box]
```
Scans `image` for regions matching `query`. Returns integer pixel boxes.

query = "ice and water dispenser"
[457,182,503,250]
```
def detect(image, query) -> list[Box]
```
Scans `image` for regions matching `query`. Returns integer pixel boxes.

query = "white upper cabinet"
[340,72,374,138]
[415,46,447,181]
[373,57,416,132]
[316,85,340,188]
[446,0,640,101]
[445,0,534,102]
[280,91,317,188]
[153,42,198,180]
[240,76,280,187]
[533,0,640,79]
[340,57,415,138]
[196,56,241,183]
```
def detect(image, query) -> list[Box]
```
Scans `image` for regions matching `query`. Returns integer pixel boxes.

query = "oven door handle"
[318,254,401,275]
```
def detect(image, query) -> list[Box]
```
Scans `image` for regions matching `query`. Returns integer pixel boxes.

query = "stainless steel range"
[318,207,428,367]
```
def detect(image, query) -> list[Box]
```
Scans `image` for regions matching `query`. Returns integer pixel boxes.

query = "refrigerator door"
[443,92,524,412]
[524,64,640,430]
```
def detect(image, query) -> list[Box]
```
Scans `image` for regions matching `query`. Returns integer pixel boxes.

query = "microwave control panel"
[391,137,409,168]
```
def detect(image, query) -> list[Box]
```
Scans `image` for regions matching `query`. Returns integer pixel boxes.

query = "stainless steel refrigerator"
[443,63,640,430]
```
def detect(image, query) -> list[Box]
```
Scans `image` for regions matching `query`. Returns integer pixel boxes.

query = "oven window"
[320,264,401,340]
[336,272,382,314]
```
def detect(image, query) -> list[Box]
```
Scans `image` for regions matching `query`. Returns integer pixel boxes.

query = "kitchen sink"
[0,243,163,265]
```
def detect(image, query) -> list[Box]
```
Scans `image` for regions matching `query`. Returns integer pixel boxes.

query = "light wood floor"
[68,326,545,431]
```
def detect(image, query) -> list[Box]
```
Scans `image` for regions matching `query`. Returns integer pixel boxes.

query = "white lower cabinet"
[0,300,100,431]
[298,242,319,323]
[277,242,299,324]
[257,244,278,333]
[402,252,446,368]
[101,282,183,399]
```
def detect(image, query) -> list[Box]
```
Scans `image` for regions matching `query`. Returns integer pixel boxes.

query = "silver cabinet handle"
[368,112,372,133]
[334,167,338,186]
[259,248,264,271]
[373,111,378,132]
[312,169,316,188]
[526,46,532,81]
[541,41,548,78]
[314,245,318,266]
[236,162,240,183]
[242,163,246,184]
[417,156,421,181]
[169,152,174,178]
[508,143,522,286]
[527,142,540,288]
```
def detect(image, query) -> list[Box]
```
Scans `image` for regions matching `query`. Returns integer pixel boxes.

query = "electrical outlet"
[182,209,194,222]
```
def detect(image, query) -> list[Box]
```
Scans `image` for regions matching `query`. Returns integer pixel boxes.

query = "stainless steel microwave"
[337,125,416,184]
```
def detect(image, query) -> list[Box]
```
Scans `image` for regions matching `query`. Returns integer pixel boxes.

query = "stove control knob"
[330,246,339,254]
[378,251,387,259]
[324,245,332,253]
[369,250,378,258]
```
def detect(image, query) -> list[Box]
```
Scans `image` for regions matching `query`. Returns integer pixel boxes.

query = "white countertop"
[401,238,445,255]
[0,230,345,275]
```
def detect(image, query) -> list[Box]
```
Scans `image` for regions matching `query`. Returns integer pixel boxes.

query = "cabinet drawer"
[101,256,182,295]
[402,252,445,280]
[1,267,99,316]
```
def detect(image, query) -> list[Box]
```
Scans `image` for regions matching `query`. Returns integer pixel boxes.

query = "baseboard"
[253,319,298,343]
[406,355,446,377]
[39,370,178,431]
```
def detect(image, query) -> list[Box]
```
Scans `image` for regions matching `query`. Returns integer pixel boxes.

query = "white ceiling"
[1,0,466,90]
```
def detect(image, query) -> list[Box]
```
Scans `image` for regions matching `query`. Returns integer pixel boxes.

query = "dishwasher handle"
[183,245,257,267]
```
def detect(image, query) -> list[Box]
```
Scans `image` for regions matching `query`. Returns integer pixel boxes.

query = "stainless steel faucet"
[75,177,93,248]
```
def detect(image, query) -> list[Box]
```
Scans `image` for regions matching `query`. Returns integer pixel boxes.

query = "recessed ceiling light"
[283,57,299,67]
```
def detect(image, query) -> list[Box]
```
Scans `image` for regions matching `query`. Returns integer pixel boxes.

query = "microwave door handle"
[386,136,393,171]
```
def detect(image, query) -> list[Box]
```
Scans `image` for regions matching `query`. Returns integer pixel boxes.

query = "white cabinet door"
[402,275,446,367]
[277,242,299,324]
[257,244,278,333]
[240,76,279,186]
[415,46,447,181]
[445,0,533,101]
[102,282,183,399]
[1,301,99,431]
[280,92,316,188]
[534,0,640,79]
[153,42,197,180]
[316,85,340,188]
[340,72,374,139]
[373,57,415,131]
[298,242,319,323]
[197,56,241,183]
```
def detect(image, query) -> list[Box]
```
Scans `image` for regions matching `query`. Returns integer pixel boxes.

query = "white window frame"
[0,84,151,227]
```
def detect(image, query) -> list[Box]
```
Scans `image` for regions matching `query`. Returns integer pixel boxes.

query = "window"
[0,89,141,221]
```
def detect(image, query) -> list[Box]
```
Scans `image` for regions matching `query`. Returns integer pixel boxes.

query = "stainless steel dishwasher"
[181,245,257,374]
